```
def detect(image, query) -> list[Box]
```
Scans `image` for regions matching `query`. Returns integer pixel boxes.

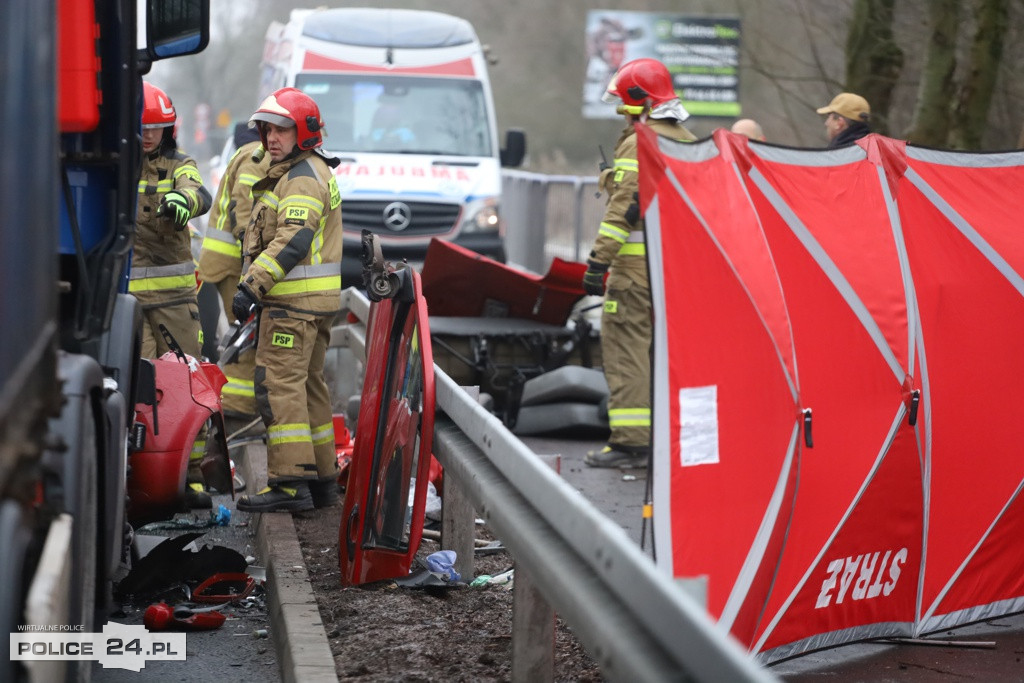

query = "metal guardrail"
[502,170,603,272]
[332,287,777,682]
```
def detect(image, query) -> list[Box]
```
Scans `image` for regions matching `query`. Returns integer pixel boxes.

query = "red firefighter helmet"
[602,58,678,113]
[142,82,176,129]
[249,87,324,151]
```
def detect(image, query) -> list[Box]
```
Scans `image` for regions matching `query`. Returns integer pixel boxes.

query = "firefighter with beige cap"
[817,92,872,147]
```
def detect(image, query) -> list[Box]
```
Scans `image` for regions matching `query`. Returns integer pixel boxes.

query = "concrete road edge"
[240,442,338,682]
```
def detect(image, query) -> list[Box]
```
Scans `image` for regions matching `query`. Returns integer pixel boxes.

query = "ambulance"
[259,7,526,284]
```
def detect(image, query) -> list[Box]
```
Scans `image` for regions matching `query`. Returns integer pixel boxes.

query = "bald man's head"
[731,118,765,141]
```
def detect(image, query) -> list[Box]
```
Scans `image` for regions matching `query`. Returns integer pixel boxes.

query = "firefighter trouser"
[601,278,652,449]
[213,275,240,324]
[140,300,203,360]
[221,349,257,416]
[255,307,338,484]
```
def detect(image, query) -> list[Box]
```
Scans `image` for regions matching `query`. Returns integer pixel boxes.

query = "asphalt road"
[91,485,279,682]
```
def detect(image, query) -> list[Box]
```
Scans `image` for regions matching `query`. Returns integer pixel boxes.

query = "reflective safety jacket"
[241,150,342,315]
[590,118,695,286]
[198,141,269,285]
[131,147,212,306]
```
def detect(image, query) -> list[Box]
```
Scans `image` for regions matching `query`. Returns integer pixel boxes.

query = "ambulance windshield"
[296,74,493,157]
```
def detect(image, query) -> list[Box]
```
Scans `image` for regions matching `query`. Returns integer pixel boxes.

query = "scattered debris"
[136,505,231,531]
[469,568,514,589]
[116,532,249,604]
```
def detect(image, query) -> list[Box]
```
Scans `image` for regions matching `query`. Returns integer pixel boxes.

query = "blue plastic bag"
[424,550,460,582]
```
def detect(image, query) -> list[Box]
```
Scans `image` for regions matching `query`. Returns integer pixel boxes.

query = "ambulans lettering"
[335,164,471,182]
[815,547,907,608]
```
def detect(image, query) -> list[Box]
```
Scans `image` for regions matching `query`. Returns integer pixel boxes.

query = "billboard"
[583,11,741,119]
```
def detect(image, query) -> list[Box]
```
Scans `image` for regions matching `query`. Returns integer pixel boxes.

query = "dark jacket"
[829,121,871,148]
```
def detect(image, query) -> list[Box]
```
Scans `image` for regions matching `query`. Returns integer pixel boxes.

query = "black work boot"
[309,478,340,508]
[185,482,213,509]
[236,482,313,512]
[584,443,649,469]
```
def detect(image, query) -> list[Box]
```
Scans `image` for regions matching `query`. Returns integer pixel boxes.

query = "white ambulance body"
[261,7,524,283]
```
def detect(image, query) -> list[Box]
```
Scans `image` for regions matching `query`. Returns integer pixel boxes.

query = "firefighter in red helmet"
[131,82,214,507]
[583,59,695,468]
[233,87,343,512]
[198,123,270,438]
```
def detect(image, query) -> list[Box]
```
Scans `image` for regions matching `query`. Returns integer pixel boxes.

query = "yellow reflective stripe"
[128,262,197,290]
[620,104,644,116]
[190,439,205,461]
[139,179,177,193]
[608,408,651,428]
[267,423,312,446]
[202,227,238,242]
[617,243,646,256]
[254,190,279,209]
[203,226,239,243]
[201,236,241,258]
[268,275,341,296]
[311,225,325,265]
[280,194,324,214]
[238,173,260,187]
[128,274,197,292]
[178,188,199,207]
[282,264,340,280]
[204,241,242,257]
[312,423,334,446]
[614,158,638,172]
[214,183,233,230]
[174,165,202,183]
[130,263,196,278]
[599,222,629,243]
[221,377,255,397]
[255,253,285,280]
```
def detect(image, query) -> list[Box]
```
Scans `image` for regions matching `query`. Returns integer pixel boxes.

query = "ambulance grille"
[341,200,461,236]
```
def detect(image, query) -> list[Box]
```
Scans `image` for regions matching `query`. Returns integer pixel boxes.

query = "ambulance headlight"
[461,198,501,234]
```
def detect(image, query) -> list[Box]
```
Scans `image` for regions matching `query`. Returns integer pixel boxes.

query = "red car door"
[339,268,435,585]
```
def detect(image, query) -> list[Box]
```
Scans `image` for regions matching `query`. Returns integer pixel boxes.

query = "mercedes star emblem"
[382,202,412,231]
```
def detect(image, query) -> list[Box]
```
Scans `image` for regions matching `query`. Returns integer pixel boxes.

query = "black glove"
[582,259,608,296]
[625,191,641,225]
[624,202,640,225]
[157,190,191,230]
[231,283,258,322]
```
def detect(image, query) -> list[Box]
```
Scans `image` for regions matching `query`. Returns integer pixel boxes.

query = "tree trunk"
[905,0,959,146]
[844,0,903,135]
[949,0,1009,149]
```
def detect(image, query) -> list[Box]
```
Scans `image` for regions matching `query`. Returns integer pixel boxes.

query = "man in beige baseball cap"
[816,92,871,147]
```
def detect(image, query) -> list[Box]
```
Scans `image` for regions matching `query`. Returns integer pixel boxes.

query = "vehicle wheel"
[64,400,98,683]
[0,502,32,682]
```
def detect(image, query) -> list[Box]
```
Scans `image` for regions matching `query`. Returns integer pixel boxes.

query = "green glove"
[158,190,191,230]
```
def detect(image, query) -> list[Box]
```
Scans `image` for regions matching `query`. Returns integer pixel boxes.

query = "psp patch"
[272,332,295,348]
[284,206,309,221]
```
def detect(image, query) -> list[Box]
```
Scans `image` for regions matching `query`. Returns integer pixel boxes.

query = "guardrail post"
[440,386,481,582]
[511,453,559,683]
